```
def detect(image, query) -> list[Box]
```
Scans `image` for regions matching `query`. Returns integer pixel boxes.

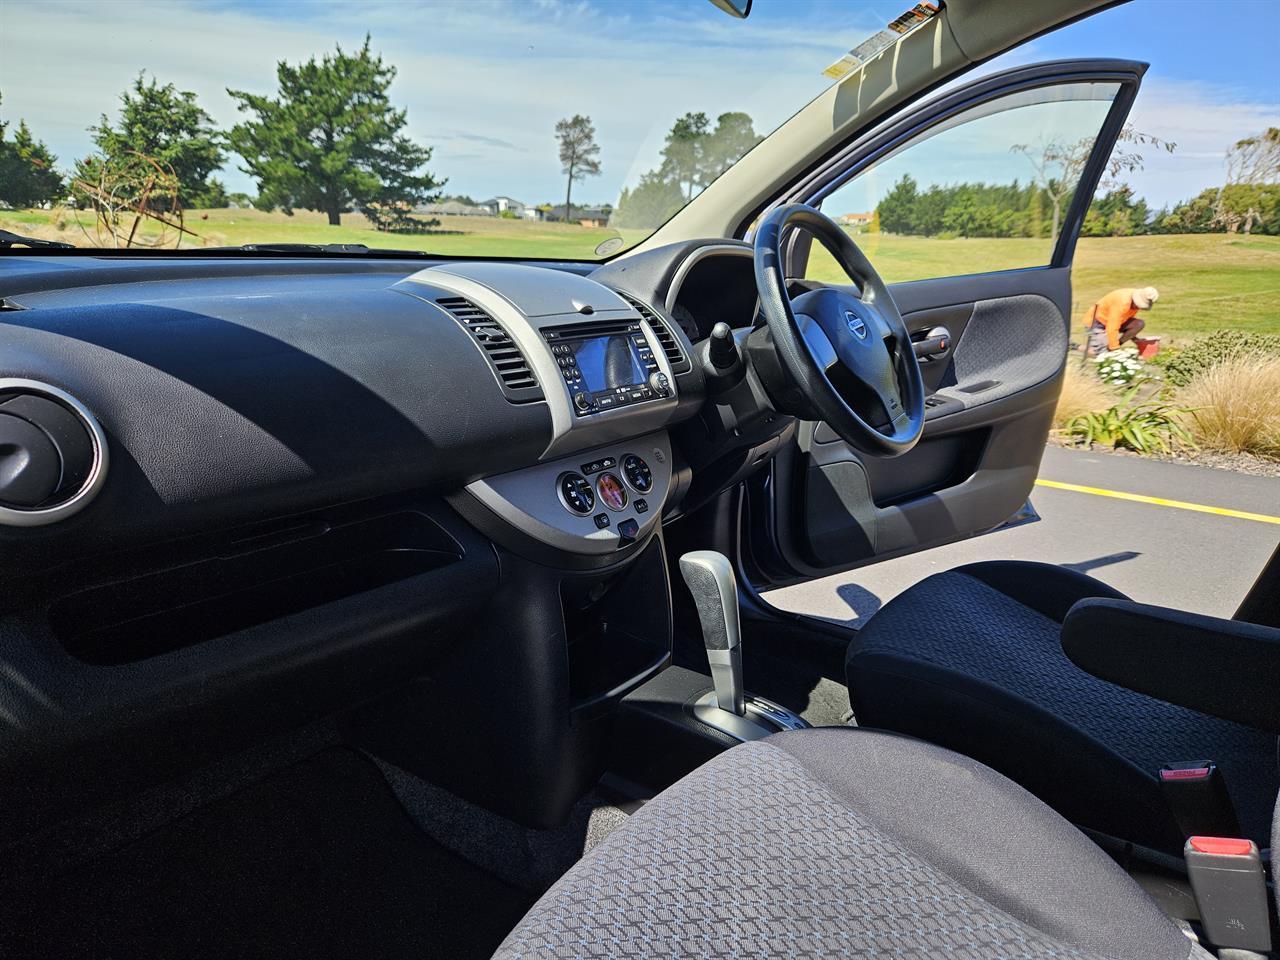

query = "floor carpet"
[0,747,534,960]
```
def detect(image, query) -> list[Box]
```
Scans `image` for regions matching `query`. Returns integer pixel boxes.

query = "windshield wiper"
[0,229,75,250]
[210,242,432,257]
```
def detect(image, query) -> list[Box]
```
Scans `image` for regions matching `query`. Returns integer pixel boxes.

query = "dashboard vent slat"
[436,296,543,402]
[614,291,691,374]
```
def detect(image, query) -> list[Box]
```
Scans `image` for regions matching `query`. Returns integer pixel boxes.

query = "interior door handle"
[912,326,952,362]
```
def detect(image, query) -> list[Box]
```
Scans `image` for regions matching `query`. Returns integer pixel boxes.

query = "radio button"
[573,391,593,413]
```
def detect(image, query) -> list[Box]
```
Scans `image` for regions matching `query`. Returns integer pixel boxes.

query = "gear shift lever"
[678,550,746,716]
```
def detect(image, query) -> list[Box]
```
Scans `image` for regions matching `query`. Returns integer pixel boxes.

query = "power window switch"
[1184,836,1271,952]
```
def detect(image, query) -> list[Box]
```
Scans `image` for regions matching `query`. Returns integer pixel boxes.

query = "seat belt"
[1184,836,1272,953]
[1159,762,1242,839]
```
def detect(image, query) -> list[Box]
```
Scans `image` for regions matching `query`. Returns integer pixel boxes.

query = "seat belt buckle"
[1184,836,1272,952]
[1159,761,1241,839]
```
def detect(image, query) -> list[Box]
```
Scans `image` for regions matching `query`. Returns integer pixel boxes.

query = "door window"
[806,82,1121,284]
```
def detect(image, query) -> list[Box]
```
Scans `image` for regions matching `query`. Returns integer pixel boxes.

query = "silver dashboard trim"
[404,269,576,450]
[406,263,680,461]
[0,378,110,527]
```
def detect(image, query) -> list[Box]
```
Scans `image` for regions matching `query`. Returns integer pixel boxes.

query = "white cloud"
[1123,78,1278,207]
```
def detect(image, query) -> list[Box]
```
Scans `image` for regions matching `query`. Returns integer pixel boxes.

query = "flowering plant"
[1092,346,1145,385]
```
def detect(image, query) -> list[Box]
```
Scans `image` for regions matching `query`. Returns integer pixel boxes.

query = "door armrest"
[1061,598,1280,733]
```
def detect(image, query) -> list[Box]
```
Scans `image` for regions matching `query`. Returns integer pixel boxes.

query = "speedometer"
[671,303,699,340]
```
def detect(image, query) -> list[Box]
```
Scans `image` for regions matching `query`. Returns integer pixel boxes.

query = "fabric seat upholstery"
[494,728,1210,960]
[845,561,1279,854]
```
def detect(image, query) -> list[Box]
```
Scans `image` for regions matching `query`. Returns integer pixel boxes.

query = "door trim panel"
[749,267,1071,585]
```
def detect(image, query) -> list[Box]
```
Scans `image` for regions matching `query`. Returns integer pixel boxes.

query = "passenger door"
[744,60,1145,585]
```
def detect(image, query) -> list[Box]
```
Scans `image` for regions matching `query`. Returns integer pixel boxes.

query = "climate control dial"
[621,454,653,493]
[557,472,595,515]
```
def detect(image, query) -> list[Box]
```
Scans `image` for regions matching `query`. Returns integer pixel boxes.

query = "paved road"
[763,445,1279,625]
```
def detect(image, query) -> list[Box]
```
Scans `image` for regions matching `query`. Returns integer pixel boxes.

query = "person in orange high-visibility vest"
[1082,287,1158,356]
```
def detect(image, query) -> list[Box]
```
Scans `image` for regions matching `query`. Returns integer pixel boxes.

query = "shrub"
[1053,360,1114,429]
[1180,355,1280,458]
[1065,381,1195,453]
[1159,330,1280,386]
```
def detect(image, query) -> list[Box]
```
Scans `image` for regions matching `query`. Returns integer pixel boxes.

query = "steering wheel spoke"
[753,204,926,457]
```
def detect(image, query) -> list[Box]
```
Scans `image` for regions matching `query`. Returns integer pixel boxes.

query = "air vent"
[436,296,543,403]
[614,291,691,374]
[0,379,108,527]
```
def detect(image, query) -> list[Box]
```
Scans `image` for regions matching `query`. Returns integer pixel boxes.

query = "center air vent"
[436,296,543,403]
[614,291,691,374]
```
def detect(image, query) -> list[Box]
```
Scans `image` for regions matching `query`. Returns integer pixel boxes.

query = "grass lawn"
[0,206,645,261]
[4,207,1276,343]
[807,232,1280,344]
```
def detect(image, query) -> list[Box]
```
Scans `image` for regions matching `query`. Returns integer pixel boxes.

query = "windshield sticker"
[823,2,940,80]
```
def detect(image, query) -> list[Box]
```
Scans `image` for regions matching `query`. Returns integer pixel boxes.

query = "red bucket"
[1135,336,1162,359]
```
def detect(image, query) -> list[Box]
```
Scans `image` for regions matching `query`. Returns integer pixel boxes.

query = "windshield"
[0,1,884,258]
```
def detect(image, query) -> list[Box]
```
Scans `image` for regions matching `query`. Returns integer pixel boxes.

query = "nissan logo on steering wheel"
[845,310,868,340]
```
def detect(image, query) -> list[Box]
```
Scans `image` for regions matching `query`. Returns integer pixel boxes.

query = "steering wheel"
[753,203,925,457]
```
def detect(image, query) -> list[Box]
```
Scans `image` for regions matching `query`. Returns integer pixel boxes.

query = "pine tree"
[0,96,65,209]
[554,115,602,224]
[228,36,443,227]
[78,73,224,210]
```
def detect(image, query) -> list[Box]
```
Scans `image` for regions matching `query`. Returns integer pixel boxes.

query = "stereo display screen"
[572,335,648,394]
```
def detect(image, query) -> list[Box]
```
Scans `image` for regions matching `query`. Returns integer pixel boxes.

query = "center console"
[405,261,685,461]
[462,432,677,557]
[402,262,693,559]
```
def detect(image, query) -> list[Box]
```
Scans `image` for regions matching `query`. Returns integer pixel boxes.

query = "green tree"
[78,73,224,210]
[613,171,685,229]
[942,191,979,237]
[228,37,443,227]
[1082,186,1150,237]
[660,112,710,201]
[1214,128,1280,233]
[876,174,918,234]
[554,114,601,224]
[0,98,64,208]
[702,111,760,183]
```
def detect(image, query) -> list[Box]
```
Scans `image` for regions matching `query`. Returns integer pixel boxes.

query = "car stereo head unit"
[544,320,671,415]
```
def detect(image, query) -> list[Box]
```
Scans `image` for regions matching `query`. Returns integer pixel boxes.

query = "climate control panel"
[462,433,674,557]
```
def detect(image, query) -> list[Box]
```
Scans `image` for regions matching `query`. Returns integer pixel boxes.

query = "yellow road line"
[1034,479,1280,526]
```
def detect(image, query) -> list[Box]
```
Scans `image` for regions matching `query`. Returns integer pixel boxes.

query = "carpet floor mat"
[0,747,533,960]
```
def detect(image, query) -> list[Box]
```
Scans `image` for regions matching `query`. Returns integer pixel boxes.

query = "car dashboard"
[0,239,790,836]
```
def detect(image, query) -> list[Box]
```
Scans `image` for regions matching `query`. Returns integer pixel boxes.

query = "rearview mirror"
[706,0,752,18]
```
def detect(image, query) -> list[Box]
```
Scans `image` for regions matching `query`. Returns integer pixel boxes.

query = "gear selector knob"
[678,550,745,716]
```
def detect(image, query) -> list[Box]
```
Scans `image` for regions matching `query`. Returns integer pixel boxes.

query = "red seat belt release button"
[1184,836,1271,952]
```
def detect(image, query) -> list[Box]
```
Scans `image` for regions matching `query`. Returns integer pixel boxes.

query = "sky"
[0,0,1276,212]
